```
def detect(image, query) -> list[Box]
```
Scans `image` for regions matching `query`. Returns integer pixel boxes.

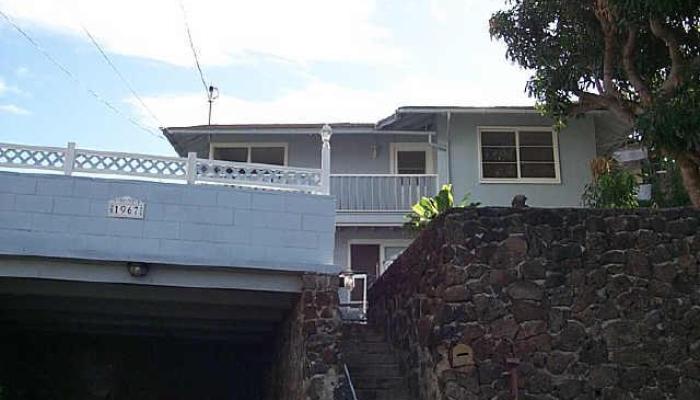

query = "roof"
[166,122,374,133]
[163,105,544,155]
[375,105,539,130]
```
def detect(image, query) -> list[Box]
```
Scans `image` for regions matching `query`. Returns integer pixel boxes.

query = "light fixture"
[127,262,149,277]
[339,271,355,290]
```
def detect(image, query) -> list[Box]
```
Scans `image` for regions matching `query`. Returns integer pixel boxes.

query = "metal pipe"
[446,111,453,184]
[344,364,359,400]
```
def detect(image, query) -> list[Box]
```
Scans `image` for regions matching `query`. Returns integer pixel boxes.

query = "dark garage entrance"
[0,278,298,400]
[1,333,266,399]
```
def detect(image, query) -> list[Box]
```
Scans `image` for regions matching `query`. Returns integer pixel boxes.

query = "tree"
[490,0,700,206]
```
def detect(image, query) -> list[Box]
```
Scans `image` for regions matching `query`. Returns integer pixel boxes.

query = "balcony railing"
[0,142,326,194]
[331,174,438,212]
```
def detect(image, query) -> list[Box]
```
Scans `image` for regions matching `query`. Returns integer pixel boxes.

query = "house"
[0,105,628,398]
[163,105,625,293]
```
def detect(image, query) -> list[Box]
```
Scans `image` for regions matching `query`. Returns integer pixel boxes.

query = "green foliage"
[404,184,478,230]
[490,0,700,204]
[645,157,692,207]
[582,167,639,208]
[490,0,699,122]
[637,79,700,156]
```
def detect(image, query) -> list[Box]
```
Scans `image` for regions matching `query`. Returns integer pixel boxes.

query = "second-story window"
[479,127,560,183]
[396,151,426,174]
[211,144,287,166]
[391,143,433,174]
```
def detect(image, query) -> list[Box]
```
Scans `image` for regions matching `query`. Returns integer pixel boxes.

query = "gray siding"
[207,133,435,174]
[0,171,336,273]
[445,113,597,207]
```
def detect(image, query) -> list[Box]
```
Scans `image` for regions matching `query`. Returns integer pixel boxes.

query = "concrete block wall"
[0,171,337,273]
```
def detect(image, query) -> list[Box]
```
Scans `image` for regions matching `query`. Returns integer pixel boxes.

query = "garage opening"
[0,278,298,400]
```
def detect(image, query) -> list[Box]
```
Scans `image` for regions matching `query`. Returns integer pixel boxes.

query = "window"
[478,127,560,183]
[211,143,287,166]
[391,143,434,174]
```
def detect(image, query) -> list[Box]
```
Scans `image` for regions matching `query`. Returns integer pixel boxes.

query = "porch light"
[339,271,355,289]
[127,262,149,277]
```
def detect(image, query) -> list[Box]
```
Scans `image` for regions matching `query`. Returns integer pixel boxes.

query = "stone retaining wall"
[369,207,700,400]
[266,273,352,400]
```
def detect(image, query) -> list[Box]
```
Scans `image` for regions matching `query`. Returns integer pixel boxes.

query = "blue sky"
[0,0,533,156]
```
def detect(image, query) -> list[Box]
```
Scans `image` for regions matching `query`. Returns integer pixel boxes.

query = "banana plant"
[405,184,477,229]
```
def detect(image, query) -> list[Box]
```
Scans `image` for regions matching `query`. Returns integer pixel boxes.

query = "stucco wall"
[0,171,336,273]
[444,113,597,207]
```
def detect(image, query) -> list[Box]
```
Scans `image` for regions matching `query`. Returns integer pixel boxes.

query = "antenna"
[207,85,219,125]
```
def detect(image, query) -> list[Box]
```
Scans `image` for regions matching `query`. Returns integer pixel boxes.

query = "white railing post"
[64,142,76,176]
[186,152,197,184]
[320,124,332,194]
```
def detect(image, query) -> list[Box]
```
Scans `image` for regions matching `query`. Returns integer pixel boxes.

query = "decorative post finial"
[321,124,332,146]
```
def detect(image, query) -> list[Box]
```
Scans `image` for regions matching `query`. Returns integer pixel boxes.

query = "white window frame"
[209,142,289,166]
[390,142,434,174]
[477,126,561,184]
[347,239,413,276]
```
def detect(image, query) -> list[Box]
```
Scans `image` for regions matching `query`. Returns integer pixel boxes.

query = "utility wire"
[178,0,209,96]
[82,26,165,128]
[0,8,164,140]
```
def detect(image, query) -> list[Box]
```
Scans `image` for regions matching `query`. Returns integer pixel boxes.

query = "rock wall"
[266,273,352,400]
[369,207,700,400]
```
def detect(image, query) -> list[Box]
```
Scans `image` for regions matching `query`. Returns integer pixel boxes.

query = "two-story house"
[163,106,625,291]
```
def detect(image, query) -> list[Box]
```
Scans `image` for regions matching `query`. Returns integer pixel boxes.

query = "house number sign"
[108,197,145,219]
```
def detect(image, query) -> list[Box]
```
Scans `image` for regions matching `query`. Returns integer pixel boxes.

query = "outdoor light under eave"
[339,271,355,290]
[127,262,149,278]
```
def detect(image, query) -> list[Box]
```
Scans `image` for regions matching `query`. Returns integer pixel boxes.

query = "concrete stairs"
[342,324,408,400]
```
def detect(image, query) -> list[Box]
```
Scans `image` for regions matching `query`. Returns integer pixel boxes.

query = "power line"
[178,0,208,96]
[82,26,166,128]
[178,0,219,125]
[0,8,164,140]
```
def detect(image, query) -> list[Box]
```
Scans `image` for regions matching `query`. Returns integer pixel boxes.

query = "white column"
[186,152,197,184]
[64,142,76,176]
[320,124,332,194]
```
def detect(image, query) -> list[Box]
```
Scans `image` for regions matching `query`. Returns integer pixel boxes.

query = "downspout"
[446,111,453,184]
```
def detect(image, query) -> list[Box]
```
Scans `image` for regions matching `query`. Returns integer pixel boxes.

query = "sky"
[0,0,533,156]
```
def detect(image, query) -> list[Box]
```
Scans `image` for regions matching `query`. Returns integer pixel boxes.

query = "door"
[349,244,380,301]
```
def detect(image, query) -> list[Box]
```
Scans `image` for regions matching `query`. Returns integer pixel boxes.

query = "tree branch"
[622,26,653,106]
[594,0,622,99]
[572,91,636,126]
[649,18,685,96]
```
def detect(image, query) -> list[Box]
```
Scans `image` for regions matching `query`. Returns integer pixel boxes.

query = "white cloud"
[0,77,25,97]
[15,66,30,78]
[0,0,401,67]
[133,72,533,127]
[0,104,31,115]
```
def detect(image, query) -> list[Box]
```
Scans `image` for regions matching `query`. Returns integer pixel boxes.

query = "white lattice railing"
[0,141,327,194]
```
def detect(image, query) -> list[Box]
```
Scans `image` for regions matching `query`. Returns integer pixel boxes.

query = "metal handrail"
[344,363,359,400]
[340,274,368,317]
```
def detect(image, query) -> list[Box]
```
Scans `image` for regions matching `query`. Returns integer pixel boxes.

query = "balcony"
[331,174,438,226]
